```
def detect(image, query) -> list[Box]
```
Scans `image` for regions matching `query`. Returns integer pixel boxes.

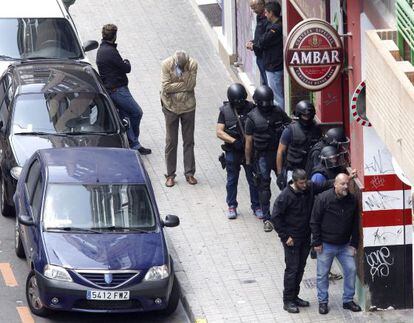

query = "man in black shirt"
[216,83,261,219]
[246,0,269,85]
[271,169,332,313]
[311,173,361,315]
[96,24,151,154]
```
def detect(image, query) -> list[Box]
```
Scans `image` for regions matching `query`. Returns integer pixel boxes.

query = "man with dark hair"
[311,173,361,315]
[96,24,151,154]
[246,0,269,85]
[270,168,332,314]
[256,1,284,109]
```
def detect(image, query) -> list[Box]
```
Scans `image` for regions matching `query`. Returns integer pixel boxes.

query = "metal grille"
[76,271,139,288]
[199,4,222,27]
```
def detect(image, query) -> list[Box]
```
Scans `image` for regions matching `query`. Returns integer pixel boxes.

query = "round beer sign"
[285,19,343,91]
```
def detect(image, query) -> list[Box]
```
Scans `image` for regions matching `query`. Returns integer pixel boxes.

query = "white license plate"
[86,290,130,300]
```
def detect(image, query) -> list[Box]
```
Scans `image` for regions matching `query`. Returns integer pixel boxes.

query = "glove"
[276,173,286,190]
[232,139,243,150]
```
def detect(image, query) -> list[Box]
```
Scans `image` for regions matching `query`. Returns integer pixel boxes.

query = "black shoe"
[319,303,329,314]
[137,147,152,155]
[295,297,310,307]
[343,301,361,312]
[283,301,299,314]
[310,249,317,259]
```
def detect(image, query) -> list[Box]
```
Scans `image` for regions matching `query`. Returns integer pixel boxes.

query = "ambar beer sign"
[285,19,343,91]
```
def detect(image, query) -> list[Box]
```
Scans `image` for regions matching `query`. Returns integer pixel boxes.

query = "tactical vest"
[286,121,321,169]
[304,140,326,176]
[248,107,286,151]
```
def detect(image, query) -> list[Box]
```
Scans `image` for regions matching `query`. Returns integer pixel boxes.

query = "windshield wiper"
[63,131,116,135]
[14,131,57,136]
[46,226,102,233]
[0,55,17,60]
[96,226,151,233]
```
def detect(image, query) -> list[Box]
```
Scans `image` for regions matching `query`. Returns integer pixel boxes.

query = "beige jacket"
[160,56,198,114]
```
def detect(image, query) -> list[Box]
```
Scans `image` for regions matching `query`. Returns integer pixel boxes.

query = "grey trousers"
[163,107,196,177]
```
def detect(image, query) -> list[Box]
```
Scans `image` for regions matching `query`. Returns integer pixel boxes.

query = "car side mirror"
[162,214,180,228]
[18,214,34,226]
[83,40,99,52]
[122,118,130,130]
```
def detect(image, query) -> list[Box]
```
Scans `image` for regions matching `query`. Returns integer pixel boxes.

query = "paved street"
[0,0,411,322]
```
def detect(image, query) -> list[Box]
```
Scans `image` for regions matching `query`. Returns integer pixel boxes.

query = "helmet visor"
[321,151,348,169]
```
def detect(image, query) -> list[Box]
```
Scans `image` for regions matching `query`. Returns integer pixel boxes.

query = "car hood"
[43,231,167,270]
[11,133,125,166]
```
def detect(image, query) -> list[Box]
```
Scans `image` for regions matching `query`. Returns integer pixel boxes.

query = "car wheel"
[15,217,25,259]
[160,276,180,315]
[0,177,14,217]
[26,271,50,317]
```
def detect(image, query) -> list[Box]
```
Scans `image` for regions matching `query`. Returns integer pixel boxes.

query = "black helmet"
[324,127,350,150]
[253,85,274,108]
[227,83,247,103]
[295,100,316,118]
[320,145,347,169]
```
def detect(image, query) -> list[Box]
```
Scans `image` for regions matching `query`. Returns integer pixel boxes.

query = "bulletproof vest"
[311,163,346,180]
[286,121,321,169]
[248,107,286,151]
[304,140,326,176]
[220,101,253,150]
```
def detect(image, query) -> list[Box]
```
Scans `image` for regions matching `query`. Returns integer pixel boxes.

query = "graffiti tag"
[365,247,394,282]
[364,192,401,210]
[369,176,385,189]
[372,227,403,245]
[364,149,393,174]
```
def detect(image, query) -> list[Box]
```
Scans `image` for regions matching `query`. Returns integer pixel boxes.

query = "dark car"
[0,60,129,216]
[14,147,180,316]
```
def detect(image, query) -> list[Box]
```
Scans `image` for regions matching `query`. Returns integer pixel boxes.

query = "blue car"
[14,147,180,316]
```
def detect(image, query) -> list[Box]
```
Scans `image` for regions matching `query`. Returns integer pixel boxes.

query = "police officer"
[305,127,349,176]
[276,100,321,189]
[311,146,349,184]
[216,83,262,219]
[245,85,291,231]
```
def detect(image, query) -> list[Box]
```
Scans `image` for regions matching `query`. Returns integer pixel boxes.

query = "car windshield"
[12,93,117,134]
[0,18,82,60]
[43,184,156,231]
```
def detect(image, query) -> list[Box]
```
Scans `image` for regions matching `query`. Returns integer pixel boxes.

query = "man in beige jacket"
[160,50,198,187]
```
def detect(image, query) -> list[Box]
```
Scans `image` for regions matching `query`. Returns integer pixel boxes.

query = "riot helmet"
[324,127,350,151]
[295,100,315,126]
[227,83,247,104]
[319,145,347,169]
[253,85,274,112]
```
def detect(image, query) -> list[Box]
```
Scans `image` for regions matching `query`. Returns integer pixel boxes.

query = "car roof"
[37,148,146,184]
[11,61,103,94]
[0,0,65,18]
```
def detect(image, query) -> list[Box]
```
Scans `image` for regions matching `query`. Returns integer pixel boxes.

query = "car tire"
[160,276,180,315]
[26,271,50,317]
[0,177,14,217]
[15,217,25,259]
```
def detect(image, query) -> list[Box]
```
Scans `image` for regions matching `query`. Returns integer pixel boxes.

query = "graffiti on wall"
[365,246,395,282]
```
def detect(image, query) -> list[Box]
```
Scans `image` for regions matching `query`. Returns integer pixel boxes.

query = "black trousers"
[282,239,311,302]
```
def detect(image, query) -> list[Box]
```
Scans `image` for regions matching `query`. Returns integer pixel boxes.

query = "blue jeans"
[255,151,277,220]
[266,70,285,111]
[109,86,143,148]
[256,56,268,86]
[225,151,259,210]
[317,242,357,304]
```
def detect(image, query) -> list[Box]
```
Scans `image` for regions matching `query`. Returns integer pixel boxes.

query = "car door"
[21,159,42,262]
[0,73,13,178]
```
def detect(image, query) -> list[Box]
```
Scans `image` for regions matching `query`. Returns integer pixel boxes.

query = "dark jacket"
[310,188,359,248]
[271,180,332,242]
[96,40,131,90]
[252,14,269,58]
[257,19,283,72]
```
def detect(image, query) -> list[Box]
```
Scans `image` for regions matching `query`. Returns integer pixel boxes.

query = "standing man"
[96,24,151,155]
[256,2,284,109]
[245,85,291,231]
[160,50,198,187]
[216,83,262,219]
[276,100,321,189]
[246,0,269,85]
[271,169,332,313]
[310,173,361,315]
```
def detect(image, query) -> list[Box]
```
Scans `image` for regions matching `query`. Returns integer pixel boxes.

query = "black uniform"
[271,180,332,303]
[245,106,291,219]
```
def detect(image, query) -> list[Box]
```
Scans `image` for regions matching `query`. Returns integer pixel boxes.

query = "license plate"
[86,290,130,300]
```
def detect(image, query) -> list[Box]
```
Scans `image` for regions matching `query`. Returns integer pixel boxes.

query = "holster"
[218,152,226,169]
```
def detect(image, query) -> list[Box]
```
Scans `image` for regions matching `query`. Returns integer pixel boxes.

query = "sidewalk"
[70,1,411,322]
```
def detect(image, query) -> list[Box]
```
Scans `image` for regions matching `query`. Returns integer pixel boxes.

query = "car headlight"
[143,265,170,281]
[44,264,72,282]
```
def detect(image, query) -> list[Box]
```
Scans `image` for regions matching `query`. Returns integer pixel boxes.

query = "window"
[25,160,41,201]
[31,177,43,220]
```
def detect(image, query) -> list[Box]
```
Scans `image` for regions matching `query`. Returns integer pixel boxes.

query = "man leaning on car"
[96,24,151,155]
